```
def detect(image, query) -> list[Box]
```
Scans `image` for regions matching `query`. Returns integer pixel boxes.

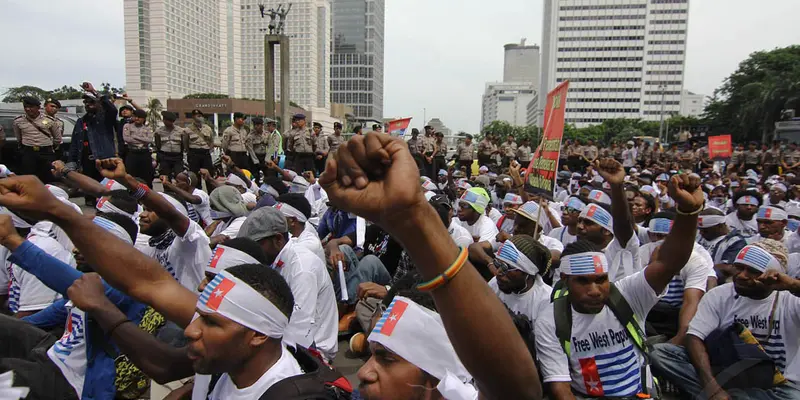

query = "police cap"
[233,112,245,120]
[292,113,306,121]
[133,109,147,118]
[44,98,61,108]
[191,109,204,117]
[160,111,177,121]
[21,96,41,107]
[312,122,322,128]
[333,122,342,128]
[252,117,264,125]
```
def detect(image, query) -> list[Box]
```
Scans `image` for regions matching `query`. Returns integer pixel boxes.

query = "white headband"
[274,202,307,223]
[45,184,69,200]
[734,245,782,273]
[736,195,759,206]
[369,297,476,400]
[698,214,726,228]
[226,174,248,190]
[772,183,788,193]
[158,193,188,217]
[496,240,539,276]
[101,178,127,191]
[93,216,133,245]
[206,245,261,274]
[197,270,289,339]
[0,207,31,228]
[579,203,613,233]
[96,196,135,220]
[757,206,788,221]
[648,218,673,234]
[260,183,280,198]
[560,252,609,275]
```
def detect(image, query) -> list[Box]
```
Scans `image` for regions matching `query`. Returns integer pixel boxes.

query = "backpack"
[550,280,660,399]
[206,346,352,400]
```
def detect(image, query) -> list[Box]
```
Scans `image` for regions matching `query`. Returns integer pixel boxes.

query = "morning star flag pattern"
[387,118,412,137]
[578,344,641,397]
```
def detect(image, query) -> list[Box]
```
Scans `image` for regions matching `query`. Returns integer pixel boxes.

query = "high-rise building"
[330,0,385,120]
[539,0,690,128]
[124,0,241,103]
[481,82,537,128]
[503,39,540,88]
[680,89,705,117]
[239,0,331,111]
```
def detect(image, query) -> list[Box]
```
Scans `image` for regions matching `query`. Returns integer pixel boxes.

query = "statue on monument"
[276,3,293,35]
[259,4,280,34]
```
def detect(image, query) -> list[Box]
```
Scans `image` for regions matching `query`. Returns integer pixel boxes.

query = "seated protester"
[2,207,76,317]
[317,204,357,257]
[485,202,503,224]
[101,158,211,292]
[95,190,144,248]
[429,193,473,248]
[161,171,212,228]
[639,212,716,343]
[238,207,339,361]
[206,185,249,245]
[726,189,761,236]
[650,240,800,400]
[275,193,325,263]
[255,175,289,211]
[496,193,524,234]
[41,184,85,251]
[752,205,791,248]
[764,182,789,208]
[535,172,703,399]
[357,294,479,400]
[631,192,657,245]
[697,207,749,283]
[303,180,329,225]
[0,213,146,400]
[488,236,553,336]
[548,196,585,246]
[457,187,499,244]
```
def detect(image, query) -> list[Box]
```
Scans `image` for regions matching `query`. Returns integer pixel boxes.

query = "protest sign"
[708,134,732,161]
[525,81,569,199]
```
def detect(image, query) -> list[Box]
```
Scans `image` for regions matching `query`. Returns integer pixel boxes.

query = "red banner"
[708,134,732,161]
[387,117,412,137]
[525,81,569,199]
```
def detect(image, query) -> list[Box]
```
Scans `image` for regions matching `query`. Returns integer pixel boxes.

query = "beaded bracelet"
[675,201,704,216]
[416,247,469,292]
[130,183,151,200]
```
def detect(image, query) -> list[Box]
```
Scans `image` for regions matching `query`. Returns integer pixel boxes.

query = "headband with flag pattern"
[565,196,586,212]
[96,196,135,220]
[513,201,540,223]
[588,190,611,206]
[736,196,759,206]
[275,202,307,223]
[93,216,133,245]
[502,193,524,205]
[579,203,613,233]
[648,218,673,234]
[734,245,782,273]
[205,245,261,274]
[757,206,788,221]
[496,240,539,276]
[560,252,609,275]
[698,214,726,228]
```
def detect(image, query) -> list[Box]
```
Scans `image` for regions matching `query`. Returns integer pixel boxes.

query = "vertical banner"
[708,134,732,161]
[387,117,412,137]
[525,81,570,199]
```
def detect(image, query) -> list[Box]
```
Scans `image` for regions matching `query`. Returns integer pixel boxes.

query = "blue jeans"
[651,343,800,400]
[332,245,391,304]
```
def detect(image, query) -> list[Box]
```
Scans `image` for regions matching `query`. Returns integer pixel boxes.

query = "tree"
[49,85,84,100]
[100,83,124,97]
[183,93,229,99]
[2,86,49,102]
[146,98,164,130]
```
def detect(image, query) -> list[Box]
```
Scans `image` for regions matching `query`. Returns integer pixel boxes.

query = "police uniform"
[116,104,135,157]
[265,125,282,162]
[328,127,344,156]
[285,114,315,173]
[422,133,437,178]
[12,97,62,183]
[500,139,517,168]
[477,138,496,169]
[407,131,424,175]
[155,111,185,177]
[245,117,269,181]
[186,110,215,175]
[313,123,329,174]
[221,114,249,170]
[122,109,154,187]
[456,139,474,178]
[44,99,64,145]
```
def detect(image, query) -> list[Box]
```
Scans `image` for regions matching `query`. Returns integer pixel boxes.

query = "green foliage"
[480,121,541,144]
[183,93,229,99]
[146,98,163,130]
[2,84,124,103]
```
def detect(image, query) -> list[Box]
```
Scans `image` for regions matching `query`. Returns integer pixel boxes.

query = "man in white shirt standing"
[621,141,637,174]
[651,240,800,400]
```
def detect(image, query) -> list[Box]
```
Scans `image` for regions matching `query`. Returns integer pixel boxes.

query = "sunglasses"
[494,258,514,275]
[561,206,581,214]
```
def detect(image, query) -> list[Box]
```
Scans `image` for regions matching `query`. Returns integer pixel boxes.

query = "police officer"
[222,112,249,169]
[115,94,142,157]
[265,119,282,162]
[122,109,154,187]
[245,117,268,181]
[186,109,214,178]
[12,96,62,183]
[43,98,64,144]
[155,111,185,179]
[456,134,475,178]
[421,125,436,178]
[313,122,329,174]
[328,122,344,157]
[285,114,315,173]
[407,128,424,175]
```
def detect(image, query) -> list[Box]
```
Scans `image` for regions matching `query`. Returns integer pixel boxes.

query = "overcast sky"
[1,0,799,133]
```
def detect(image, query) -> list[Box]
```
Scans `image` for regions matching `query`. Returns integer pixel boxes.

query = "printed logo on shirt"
[733,313,786,370]
[199,274,236,311]
[208,247,225,270]
[373,298,409,336]
[52,309,85,362]
[578,344,641,397]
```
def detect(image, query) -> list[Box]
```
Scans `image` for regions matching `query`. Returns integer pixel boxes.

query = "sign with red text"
[708,134,732,161]
[525,81,569,199]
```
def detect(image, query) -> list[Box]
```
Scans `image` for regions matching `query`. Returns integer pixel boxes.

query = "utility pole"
[423,108,426,126]
[657,84,667,143]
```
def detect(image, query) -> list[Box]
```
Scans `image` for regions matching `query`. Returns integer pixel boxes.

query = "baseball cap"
[237,207,288,242]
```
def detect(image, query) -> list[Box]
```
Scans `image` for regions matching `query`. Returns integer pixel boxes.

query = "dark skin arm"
[468,241,497,276]
[548,382,577,400]
[595,158,634,245]
[0,175,198,328]
[161,178,202,205]
[51,160,113,197]
[320,133,542,400]
[669,288,703,346]
[687,335,730,400]
[199,169,221,191]
[98,158,191,237]
[262,159,294,182]
[67,274,194,384]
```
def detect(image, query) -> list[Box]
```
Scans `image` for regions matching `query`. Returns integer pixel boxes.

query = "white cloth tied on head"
[93,216,133,245]
[275,202,307,223]
[205,245,260,274]
[579,203,613,233]
[197,270,289,339]
[369,297,477,400]
[226,174,248,190]
[159,192,188,217]
[588,189,611,206]
[496,240,539,276]
[0,207,32,228]
[737,195,759,206]
[560,252,609,275]
[648,218,673,234]
[757,206,788,221]
[96,196,134,220]
[260,183,280,198]
[697,214,726,228]
[100,178,127,191]
[734,245,782,273]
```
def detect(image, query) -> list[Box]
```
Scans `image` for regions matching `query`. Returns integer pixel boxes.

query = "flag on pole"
[387,117,412,137]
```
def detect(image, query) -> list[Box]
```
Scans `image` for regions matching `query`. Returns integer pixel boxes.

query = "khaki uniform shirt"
[583,145,598,161]
[679,150,696,169]
[246,129,269,155]
[315,133,330,155]
[407,136,423,155]
[155,126,185,153]
[782,149,800,165]
[434,140,446,156]
[478,139,495,157]
[422,135,436,154]
[500,141,517,158]
[186,124,214,150]
[288,128,315,154]
[265,130,282,158]
[517,145,533,162]
[222,125,247,153]
[763,148,782,165]
[663,149,679,163]
[12,113,62,147]
[122,123,152,148]
[732,150,744,165]
[456,143,474,161]
[744,150,762,164]
[327,133,344,155]
[50,116,64,140]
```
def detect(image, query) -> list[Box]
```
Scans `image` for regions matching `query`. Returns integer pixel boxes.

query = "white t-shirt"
[547,227,578,247]
[192,346,303,400]
[498,216,515,234]
[788,254,800,278]
[725,212,758,236]
[639,241,714,307]
[459,215,499,245]
[535,271,661,396]
[688,283,800,382]
[622,148,636,167]
[447,219,474,248]
[242,191,258,204]
[539,234,565,253]
[141,221,211,292]
[487,207,502,224]
[635,224,650,245]
[7,234,76,313]
[47,302,87,398]
[291,222,326,263]
[605,234,643,282]
[212,216,248,239]
[787,231,800,254]
[0,247,8,296]
[489,275,552,326]
[273,241,338,361]
[187,189,213,226]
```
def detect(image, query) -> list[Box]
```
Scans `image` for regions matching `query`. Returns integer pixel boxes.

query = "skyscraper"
[330,0,385,120]
[123,0,241,102]
[503,39,540,88]
[539,0,690,128]
[239,0,331,110]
